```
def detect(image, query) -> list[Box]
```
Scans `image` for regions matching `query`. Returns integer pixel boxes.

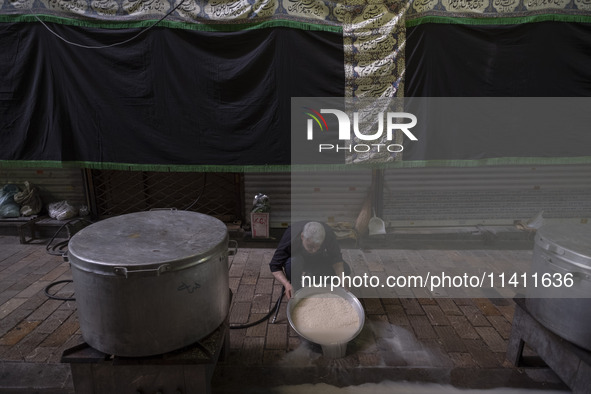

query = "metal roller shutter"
[383,164,591,226]
[0,167,87,209]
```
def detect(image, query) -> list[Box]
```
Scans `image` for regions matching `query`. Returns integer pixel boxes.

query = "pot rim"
[68,210,228,277]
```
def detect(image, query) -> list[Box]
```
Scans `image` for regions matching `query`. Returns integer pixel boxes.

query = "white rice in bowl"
[291,293,361,345]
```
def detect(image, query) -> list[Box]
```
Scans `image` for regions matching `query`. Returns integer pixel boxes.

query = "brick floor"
[0,234,570,393]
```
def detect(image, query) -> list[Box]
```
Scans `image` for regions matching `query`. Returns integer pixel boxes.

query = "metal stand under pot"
[507,297,591,393]
[507,223,591,393]
[61,312,229,394]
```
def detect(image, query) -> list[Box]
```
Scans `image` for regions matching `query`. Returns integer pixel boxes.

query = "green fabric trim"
[3,157,591,172]
[0,160,292,173]
[406,13,591,28]
[0,14,342,33]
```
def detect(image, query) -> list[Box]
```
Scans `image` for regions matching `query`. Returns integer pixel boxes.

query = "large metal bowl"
[287,287,365,357]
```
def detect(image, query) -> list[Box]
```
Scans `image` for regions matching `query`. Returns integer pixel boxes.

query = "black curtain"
[402,21,591,163]
[0,23,345,167]
[405,21,591,97]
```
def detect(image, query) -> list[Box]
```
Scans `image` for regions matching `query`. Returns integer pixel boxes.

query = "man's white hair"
[302,222,325,246]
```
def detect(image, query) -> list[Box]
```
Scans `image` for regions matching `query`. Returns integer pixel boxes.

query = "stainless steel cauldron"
[68,210,230,357]
[526,223,591,351]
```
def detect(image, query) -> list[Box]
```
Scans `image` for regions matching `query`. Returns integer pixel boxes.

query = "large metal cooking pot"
[68,210,230,357]
[526,223,591,351]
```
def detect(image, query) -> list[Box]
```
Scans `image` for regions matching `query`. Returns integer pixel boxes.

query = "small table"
[0,215,46,244]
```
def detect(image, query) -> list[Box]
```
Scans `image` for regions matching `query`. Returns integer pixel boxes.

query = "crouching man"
[269,221,351,299]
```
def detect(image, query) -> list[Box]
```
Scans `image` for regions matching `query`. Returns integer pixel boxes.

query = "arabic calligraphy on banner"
[408,0,591,19]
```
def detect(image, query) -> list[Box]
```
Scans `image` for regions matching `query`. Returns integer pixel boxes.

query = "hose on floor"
[229,287,285,329]
[45,217,93,257]
[43,217,94,302]
[44,279,75,302]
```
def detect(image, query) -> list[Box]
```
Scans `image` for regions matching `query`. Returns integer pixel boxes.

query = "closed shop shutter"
[383,164,591,226]
[0,167,86,209]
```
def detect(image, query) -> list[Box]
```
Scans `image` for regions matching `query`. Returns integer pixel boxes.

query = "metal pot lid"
[535,223,591,268]
[68,210,228,275]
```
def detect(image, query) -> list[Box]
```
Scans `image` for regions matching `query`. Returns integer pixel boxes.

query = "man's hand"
[272,270,294,300]
[283,282,294,300]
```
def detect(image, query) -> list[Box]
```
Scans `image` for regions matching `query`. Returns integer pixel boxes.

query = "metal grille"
[87,170,243,222]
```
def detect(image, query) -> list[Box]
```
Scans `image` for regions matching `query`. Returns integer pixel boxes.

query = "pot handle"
[543,257,591,281]
[542,243,591,273]
[113,264,172,278]
[543,243,565,255]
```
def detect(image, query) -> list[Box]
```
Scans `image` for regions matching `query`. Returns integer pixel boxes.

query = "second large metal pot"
[68,210,230,357]
[526,223,591,351]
